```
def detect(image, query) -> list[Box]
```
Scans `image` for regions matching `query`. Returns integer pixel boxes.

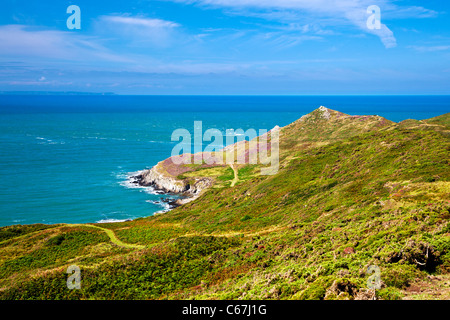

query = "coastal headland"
[1,107,449,300]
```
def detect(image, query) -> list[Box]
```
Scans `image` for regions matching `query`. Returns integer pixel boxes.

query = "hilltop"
[132,106,396,200]
[0,107,449,300]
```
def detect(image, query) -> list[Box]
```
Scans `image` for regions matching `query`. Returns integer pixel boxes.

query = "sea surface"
[0,95,448,227]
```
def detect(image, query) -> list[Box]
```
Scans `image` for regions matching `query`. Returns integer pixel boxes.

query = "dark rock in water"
[135,167,190,193]
[159,197,180,209]
[130,167,213,213]
[167,199,179,209]
[131,174,145,185]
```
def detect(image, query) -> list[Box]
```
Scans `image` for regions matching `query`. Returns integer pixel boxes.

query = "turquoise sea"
[0,95,448,226]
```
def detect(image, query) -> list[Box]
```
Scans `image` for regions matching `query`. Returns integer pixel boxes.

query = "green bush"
[296,276,334,300]
[382,264,420,289]
[377,287,403,300]
[45,234,66,246]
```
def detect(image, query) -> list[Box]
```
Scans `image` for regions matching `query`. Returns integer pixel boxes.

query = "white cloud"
[99,16,180,29]
[383,6,438,19]
[375,25,396,48]
[96,15,182,48]
[343,6,397,48]
[0,25,133,63]
[167,0,436,48]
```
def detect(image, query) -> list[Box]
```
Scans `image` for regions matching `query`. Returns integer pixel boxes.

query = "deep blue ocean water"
[0,95,448,226]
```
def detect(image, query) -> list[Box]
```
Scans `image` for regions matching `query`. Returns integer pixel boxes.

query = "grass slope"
[0,108,449,300]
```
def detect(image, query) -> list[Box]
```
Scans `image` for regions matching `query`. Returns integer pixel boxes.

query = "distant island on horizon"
[0,91,116,96]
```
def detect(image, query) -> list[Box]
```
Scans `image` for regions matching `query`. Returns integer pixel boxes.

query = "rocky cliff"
[134,161,189,194]
[132,160,213,203]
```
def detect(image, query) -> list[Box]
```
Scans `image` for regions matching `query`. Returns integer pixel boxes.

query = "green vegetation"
[1,108,449,300]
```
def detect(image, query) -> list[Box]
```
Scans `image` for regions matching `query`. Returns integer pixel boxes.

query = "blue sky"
[0,0,449,95]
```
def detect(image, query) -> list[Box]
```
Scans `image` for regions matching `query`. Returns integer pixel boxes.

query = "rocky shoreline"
[128,164,213,211]
[127,172,182,210]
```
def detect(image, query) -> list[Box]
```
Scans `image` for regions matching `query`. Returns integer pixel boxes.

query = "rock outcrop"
[135,161,189,194]
[131,161,214,208]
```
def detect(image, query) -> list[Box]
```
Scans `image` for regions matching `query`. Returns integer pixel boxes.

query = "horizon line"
[1,92,450,97]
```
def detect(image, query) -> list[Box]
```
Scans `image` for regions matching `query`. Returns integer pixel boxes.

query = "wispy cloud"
[0,19,184,70]
[383,6,439,19]
[343,6,397,48]
[0,1,447,94]
[0,24,133,63]
[95,15,182,48]
[167,0,438,48]
[409,45,450,52]
[99,16,180,28]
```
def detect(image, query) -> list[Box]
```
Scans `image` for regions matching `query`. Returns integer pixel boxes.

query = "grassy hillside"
[1,108,449,300]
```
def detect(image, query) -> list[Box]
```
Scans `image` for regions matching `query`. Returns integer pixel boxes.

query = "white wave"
[224,133,245,137]
[96,218,130,224]
[84,136,126,141]
[143,187,161,195]
[117,170,176,214]
[36,136,65,145]
[120,180,157,193]
[154,201,172,214]
[146,198,175,214]
[115,172,129,180]
[119,179,143,190]
[117,170,160,195]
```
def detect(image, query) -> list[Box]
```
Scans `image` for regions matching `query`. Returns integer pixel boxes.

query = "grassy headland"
[0,107,449,300]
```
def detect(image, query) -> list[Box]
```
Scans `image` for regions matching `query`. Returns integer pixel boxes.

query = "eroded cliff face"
[136,162,189,193]
[133,161,213,198]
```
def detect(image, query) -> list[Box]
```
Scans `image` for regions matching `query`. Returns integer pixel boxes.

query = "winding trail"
[66,224,146,250]
[230,164,239,187]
